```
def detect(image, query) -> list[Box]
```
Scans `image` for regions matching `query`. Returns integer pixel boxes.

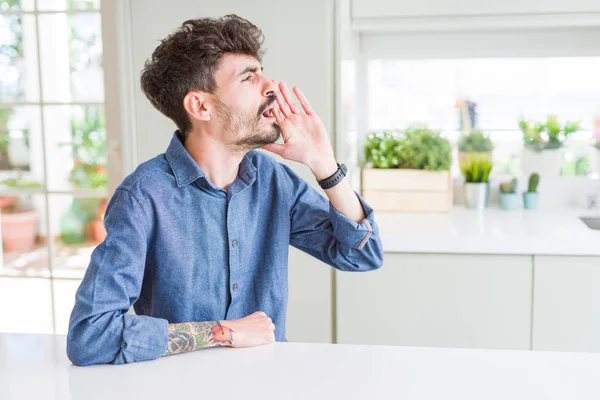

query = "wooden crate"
[361,168,453,213]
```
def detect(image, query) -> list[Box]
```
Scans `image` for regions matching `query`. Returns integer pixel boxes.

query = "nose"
[263,78,277,98]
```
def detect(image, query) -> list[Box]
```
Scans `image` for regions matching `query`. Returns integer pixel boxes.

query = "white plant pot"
[521,148,563,179]
[7,134,30,168]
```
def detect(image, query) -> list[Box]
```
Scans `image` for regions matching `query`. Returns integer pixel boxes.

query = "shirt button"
[232,283,238,291]
[232,240,237,247]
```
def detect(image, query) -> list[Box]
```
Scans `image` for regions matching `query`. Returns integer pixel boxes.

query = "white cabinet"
[336,253,532,350]
[351,0,600,19]
[532,256,600,353]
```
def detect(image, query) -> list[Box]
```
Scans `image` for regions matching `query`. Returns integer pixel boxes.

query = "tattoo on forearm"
[162,320,234,356]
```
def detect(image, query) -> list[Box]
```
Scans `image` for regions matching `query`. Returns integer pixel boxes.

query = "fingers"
[273,81,292,117]
[278,82,300,114]
[272,102,285,125]
[292,86,313,115]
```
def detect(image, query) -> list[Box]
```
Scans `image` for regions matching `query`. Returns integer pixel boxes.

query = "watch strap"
[318,163,347,190]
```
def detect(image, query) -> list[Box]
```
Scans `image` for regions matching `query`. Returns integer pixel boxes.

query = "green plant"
[545,115,579,148]
[1,175,42,189]
[397,125,452,171]
[0,171,43,213]
[364,131,401,168]
[0,107,13,153]
[594,141,600,150]
[461,158,492,183]
[527,173,540,193]
[62,107,107,189]
[518,114,580,150]
[458,129,493,153]
[518,116,546,150]
[500,178,518,194]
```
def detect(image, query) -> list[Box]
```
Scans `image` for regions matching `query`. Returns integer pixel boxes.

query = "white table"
[2,333,600,399]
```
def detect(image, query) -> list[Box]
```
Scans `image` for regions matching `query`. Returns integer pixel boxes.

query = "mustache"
[257,95,277,117]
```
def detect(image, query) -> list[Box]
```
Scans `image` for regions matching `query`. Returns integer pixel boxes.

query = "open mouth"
[262,103,276,120]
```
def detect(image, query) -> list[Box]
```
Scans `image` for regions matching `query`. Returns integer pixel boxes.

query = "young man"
[66,14,383,366]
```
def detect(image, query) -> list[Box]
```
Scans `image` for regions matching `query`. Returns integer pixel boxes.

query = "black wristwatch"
[318,163,347,190]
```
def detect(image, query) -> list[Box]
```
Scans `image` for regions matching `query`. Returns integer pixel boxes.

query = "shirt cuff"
[329,192,378,250]
[119,314,169,363]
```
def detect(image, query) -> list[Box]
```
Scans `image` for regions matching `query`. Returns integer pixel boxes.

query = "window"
[0,0,106,335]
[366,57,600,177]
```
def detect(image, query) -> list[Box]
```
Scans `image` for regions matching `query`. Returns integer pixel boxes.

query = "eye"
[242,74,253,82]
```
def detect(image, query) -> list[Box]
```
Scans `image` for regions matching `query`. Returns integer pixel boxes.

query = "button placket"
[227,196,240,297]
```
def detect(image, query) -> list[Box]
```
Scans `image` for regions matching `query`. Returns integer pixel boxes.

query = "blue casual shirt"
[66,132,383,366]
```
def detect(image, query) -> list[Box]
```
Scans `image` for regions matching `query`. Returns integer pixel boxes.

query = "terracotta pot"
[1,210,38,252]
[89,219,106,243]
[0,196,17,210]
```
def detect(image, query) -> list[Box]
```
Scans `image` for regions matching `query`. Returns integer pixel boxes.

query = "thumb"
[261,143,287,157]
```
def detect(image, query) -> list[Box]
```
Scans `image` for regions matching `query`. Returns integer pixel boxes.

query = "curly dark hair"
[140,14,265,139]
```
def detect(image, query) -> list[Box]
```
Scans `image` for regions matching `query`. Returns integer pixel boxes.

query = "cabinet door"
[533,256,600,353]
[336,253,532,350]
[351,0,600,19]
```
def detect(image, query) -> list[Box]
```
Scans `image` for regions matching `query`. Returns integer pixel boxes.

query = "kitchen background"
[1,0,600,353]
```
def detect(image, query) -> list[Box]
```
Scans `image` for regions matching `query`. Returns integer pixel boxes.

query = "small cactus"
[500,178,518,194]
[528,173,540,193]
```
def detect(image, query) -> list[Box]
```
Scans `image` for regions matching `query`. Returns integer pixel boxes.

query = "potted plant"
[457,129,493,168]
[519,115,579,178]
[0,173,43,252]
[87,198,107,243]
[523,173,540,210]
[362,125,453,212]
[461,158,492,210]
[499,178,519,210]
[60,107,107,243]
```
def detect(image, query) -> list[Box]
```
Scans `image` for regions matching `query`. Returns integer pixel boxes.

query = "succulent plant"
[500,178,518,194]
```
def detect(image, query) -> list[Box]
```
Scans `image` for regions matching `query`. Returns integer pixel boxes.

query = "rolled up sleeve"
[282,163,384,272]
[66,188,168,366]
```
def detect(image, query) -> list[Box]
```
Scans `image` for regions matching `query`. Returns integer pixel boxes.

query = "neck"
[183,130,246,191]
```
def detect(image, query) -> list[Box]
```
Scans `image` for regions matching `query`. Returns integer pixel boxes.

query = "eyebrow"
[236,66,263,79]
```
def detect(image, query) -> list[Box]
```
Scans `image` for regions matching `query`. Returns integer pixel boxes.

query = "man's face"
[210,53,280,151]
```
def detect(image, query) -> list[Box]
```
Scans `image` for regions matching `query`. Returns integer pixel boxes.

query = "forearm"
[311,157,365,224]
[162,320,233,357]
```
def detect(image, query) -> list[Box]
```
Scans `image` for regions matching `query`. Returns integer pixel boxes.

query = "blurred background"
[1,0,600,354]
[0,0,108,335]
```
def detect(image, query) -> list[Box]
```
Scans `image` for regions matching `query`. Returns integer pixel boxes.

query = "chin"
[236,125,281,151]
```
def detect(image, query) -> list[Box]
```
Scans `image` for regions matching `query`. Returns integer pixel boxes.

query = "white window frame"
[0,0,123,334]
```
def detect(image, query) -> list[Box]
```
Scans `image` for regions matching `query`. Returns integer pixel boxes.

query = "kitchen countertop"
[2,333,600,400]
[377,207,600,255]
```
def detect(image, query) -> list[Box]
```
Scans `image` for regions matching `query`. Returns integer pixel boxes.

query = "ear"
[183,91,211,122]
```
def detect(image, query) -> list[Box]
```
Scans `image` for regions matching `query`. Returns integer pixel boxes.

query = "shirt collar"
[165,131,257,188]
